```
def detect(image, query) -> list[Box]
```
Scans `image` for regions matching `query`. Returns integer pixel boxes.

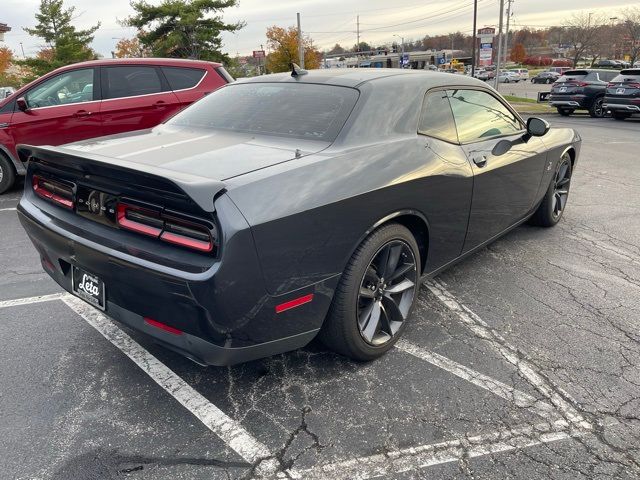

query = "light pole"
[609,17,618,59]
[393,34,405,68]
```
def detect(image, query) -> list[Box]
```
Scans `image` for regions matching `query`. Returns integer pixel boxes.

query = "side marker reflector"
[275,294,314,314]
[144,317,183,335]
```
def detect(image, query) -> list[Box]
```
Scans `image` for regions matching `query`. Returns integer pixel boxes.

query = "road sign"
[252,50,265,59]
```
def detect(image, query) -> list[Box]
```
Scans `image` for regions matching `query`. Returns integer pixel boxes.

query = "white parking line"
[396,340,558,419]
[425,279,592,431]
[286,420,581,480]
[0,207,17,212]
[60,296,278,475]
[0,293,66,309]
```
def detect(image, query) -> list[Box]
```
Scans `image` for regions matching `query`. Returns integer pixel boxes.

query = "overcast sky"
[1,0,639,59]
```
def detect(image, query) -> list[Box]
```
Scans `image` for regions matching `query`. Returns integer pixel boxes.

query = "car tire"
[0,154,16,195]
[589,96,605,118]
[529,153,572,228]
[319,223,420,361]
[557,107,573,116]
[612,112,630,120]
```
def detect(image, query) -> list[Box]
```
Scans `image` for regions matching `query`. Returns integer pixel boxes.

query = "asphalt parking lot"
[1,114,639,479]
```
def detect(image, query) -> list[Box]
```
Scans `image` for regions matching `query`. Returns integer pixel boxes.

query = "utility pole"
[471,0,478,77]
[356,15,360,68]
[494,0,505,89]
[297,13,304,68]
[260,43,265,75]
[503,0,513,65]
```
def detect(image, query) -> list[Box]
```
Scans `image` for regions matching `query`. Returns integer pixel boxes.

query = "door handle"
[153,101,167,108]
[73,110,92,118]
[473,155,487,168]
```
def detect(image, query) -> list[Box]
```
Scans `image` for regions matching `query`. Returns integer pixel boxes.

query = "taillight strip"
[117,202,215,253]
[32,175,74,209]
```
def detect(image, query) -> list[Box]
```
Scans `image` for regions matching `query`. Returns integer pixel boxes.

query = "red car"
[0,58,233,193]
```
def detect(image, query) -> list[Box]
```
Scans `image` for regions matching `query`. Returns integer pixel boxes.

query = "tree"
[562,12,605,67]
[621,7,640,64]
[510,43,526,63]
[114,36,149,58]
[20,0,99,76]
[0,47,12,74]
[353,41,371,53]
[265,26,321,73]
[24,0,100,50]
[126,0,243,62]
[328,43,345,55]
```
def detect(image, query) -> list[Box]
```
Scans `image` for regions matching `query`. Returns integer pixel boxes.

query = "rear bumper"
[17,195,334,366]
[549,97,586,108]
[603,102,640,112]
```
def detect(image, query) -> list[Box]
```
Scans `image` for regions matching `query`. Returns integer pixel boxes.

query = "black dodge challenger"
[17,68,581,365]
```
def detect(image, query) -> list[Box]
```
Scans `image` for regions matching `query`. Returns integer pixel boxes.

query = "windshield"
[557,72,588,82]
[168,82,359,142]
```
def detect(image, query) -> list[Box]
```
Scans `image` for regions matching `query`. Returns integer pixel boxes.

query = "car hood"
[65,124,331,181]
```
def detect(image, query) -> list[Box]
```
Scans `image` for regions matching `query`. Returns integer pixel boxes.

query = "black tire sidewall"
[323,224,421,361]
[0,155,16,195]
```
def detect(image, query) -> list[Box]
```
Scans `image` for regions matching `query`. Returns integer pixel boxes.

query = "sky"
[1,0,639,59]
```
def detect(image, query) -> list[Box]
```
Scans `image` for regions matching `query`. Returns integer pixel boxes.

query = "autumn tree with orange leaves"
[265,26,321,73]
[510,43,526,63]
[0,47,13,74]
[114,36,150,58]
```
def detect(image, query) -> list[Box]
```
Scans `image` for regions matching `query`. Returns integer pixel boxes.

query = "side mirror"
[526,117,550,137]
[16,97,29,112]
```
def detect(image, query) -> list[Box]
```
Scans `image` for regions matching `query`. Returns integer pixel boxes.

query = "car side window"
[104,66,163,99]
[161,67,206,90]
[418,90,458,143]
[25,68,94,108]
[447,89,522,143]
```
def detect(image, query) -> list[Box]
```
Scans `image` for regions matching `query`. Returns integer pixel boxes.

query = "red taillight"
[144,317,183,335]
[275,294,314,313]
[627,83,640,89]
[116,204,163,237]
[117,202,214,253]
[607,83,616,88]
[160,230,213,253]
[32,175,74,209]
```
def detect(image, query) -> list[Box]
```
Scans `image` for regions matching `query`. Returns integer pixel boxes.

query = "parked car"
[596,59,623,69]
[549,69,618,117]
[475,69,495,81]
[0,86,16,99]
[548,66,573,75]
[497,70,521,83]
[0,58,233,194]
[17,68,581,365]
[509,68,529,80]
[604,69,640,120]
[531,71,561,84]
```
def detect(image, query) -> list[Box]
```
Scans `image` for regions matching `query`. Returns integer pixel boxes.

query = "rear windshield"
[168,83,359,142]
[613,70,640,82]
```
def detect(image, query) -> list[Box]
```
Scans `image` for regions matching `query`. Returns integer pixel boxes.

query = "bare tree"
[620,7,640,64]
[563,12,606,66]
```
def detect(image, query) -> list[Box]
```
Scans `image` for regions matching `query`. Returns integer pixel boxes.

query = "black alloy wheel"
[319,223,420,361]
[357,240,417,346]
[552,157,572,219]
[589,97,605,118]
[530,153,572,227]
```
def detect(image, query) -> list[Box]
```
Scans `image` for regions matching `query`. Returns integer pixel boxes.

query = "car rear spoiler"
[17,144,226,212]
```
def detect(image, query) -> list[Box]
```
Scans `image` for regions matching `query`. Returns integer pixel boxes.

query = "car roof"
[563,69,618,75]
[0,57,221,107]
[235,68,482,89]
[619,69,640,75]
